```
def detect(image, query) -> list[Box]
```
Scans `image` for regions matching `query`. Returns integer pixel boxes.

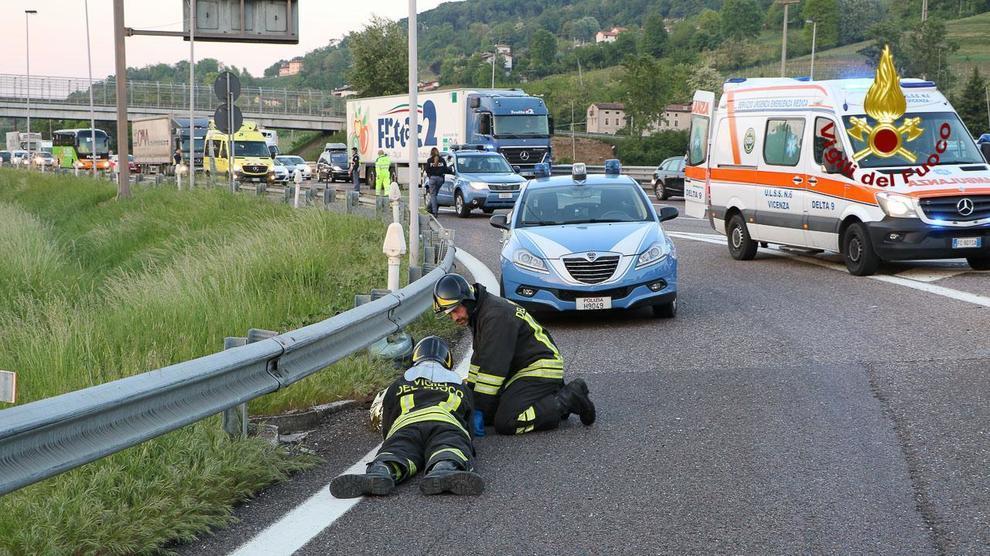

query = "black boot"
[556,379,596,426]
[419,460,485,496]
[329,461,396,499]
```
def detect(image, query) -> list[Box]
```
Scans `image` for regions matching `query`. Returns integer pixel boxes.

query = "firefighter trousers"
[373,421,474,482]
[493,378,564,435]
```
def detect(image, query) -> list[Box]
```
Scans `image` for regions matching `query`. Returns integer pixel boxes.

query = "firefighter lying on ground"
[433,273,596,436]
[329,336,484,498]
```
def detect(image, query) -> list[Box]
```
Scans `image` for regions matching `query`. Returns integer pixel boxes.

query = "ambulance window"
[687,115,709,166]
[813,117,843,165]
[764,118,805,167]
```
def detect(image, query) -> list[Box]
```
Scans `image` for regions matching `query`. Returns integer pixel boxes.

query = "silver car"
[275,155,312,181]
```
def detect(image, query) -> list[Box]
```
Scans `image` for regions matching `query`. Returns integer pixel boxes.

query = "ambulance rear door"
[684,90,715,220]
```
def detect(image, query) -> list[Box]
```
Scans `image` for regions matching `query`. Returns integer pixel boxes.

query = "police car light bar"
[572,163,587,180]
[533,163,551,178]
[604,159,621,175]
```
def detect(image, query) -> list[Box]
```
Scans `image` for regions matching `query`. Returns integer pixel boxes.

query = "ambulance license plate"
[952,237,981,249]
[498,193,513,199]
[576,296,611,310]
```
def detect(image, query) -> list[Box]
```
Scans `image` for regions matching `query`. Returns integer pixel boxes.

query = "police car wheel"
[727,214,758,261]
[455,192,471,218]
[842,222,880,276]
[651,299,676,318]
[966,256,990,271]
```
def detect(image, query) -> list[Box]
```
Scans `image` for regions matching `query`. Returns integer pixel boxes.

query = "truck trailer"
[6,132,42,153]
[346,88,553,184]
[132,116,209,173]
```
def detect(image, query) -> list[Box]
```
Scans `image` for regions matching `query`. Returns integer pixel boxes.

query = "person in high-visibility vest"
[374,149,392,197]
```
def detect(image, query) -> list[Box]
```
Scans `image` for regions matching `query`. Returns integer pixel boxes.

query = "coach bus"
[52,128,111,171]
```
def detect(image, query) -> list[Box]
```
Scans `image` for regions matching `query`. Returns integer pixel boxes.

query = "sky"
[2,1,458,79]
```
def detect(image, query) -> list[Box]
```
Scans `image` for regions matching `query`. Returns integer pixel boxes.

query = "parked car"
[434,148,527,217]
[31,152,56,169]
[275,155,312,181]
[317,148,351,182]
[271,157,291,183]
[11,150,30,166]
[109,154,140,173]
[491,162,679,317]
[0,150,11,165]
[651,155,685,200]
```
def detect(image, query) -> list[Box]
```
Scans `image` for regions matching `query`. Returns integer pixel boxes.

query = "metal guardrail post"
[222,337,249,438]
[324,185,336,206]
[284,185,293,204]
[345,191,358,213]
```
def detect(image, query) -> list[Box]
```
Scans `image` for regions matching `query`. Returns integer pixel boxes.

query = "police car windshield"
[842,112,983,168]
[518,183,652,227]
[457,154,513,174]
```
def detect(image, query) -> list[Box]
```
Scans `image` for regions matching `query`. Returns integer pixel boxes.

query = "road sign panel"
[214,104,244,134]
[214,71,242,101]
[183,0,299,44]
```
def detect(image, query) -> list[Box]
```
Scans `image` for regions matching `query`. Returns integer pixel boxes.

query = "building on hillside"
[586,102,692,135]
[481,44,513,71]
[586,102,627,134]
[332,85,357,98]
[595,27,628,44]
[278,57,304,77]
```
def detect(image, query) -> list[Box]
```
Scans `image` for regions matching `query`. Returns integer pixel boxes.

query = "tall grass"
[0,169,451,553]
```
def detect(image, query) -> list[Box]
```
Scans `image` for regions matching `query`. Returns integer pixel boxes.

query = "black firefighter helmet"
[412,336,453,370]
[432,273,476,315]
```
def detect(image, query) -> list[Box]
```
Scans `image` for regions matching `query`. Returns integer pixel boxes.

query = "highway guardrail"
[0,227,454,496]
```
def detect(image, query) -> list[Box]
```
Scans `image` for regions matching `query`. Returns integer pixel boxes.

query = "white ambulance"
[684,64,990,275]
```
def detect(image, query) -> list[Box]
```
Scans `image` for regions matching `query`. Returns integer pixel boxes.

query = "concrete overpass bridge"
[0,74,344,132]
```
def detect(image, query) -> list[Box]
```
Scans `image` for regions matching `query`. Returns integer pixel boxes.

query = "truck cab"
[467,90,553,176]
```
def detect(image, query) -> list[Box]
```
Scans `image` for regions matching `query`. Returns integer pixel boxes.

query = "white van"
[685,65,990,275]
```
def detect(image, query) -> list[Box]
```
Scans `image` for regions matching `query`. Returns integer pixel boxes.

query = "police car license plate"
[576,296,611,310]
[498,193,513,199]
[952,237,981,249]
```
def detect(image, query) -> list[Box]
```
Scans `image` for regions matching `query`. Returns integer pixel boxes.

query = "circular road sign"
[214,103,244,134]
[213,71,242,101]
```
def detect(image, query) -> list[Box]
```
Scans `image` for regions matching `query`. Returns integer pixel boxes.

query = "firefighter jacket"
[380,361,475,441]
[467,284,564,415]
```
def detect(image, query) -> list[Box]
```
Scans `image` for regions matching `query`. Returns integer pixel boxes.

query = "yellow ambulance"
[203,120,275,184]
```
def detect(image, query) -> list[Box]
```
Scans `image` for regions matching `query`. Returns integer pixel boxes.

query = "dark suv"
[652,155,685,200]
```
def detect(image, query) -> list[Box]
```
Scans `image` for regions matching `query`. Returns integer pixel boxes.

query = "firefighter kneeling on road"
[329,336,484,498]
[433,273,596,436]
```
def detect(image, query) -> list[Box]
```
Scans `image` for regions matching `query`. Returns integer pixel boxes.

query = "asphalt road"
[180,198,990,555]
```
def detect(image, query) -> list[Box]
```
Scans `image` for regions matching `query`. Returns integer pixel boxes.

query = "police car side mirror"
[490,214,509,230]
[658,206,679,222]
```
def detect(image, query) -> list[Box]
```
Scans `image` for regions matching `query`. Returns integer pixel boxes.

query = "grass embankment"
[0,170,451,554]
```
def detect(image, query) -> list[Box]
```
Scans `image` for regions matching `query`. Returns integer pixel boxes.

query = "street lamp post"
[189,0,196,189]
[491,45,497,88]
[85,1,98,176]
[778,0,800,77]
[806,19,817,80]
[25,10,37,165]
[407,0,420,268]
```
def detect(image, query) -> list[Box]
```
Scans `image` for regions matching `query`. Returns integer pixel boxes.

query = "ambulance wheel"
[727,214,758,261]
[842,222,880,276]
[966,256,990,271]
[651,299,676,318]
[455,192,471,218]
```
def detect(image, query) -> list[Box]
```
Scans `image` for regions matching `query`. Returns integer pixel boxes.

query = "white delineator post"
[293,168,303,208]
[383,223,407,292]
[407,0,420,267]
[389,182,402,223]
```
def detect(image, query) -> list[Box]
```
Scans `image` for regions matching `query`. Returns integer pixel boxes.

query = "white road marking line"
[230,445,382,556]
[229,247,501,555]
[892,268,970,283]
[667,232,990,308]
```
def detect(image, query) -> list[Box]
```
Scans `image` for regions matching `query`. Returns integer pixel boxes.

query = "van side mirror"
[658,206,679,222]
[980,142,990,163]
[490,214,509,230]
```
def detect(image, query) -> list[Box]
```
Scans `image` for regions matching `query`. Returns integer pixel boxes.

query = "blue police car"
[490,161,679,317]
[434,148,527,217]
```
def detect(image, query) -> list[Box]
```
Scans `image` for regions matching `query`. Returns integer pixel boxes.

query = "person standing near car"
[173,148,183,175]
[424,147,451,216]
[350,147,361,192]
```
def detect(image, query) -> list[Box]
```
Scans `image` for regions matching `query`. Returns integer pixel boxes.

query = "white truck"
[6,131,42,153]
[132,116,174,173]
[346,88,553,184]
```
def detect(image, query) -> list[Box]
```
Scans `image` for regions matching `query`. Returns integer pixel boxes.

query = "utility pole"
[985,84,990,130]
[189,0,196,189]
[85,1,97,177]
[778,0,800,77]
[922,0,929,21]
[407,0,420,268]
[25,10,36,165]
[491,45,497,88]
[112,0,131,198]
[806,19,817,80]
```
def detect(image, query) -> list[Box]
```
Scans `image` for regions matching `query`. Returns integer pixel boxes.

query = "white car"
[11,150,29,166]
[271,158,291,183]
[275,155,312,181]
